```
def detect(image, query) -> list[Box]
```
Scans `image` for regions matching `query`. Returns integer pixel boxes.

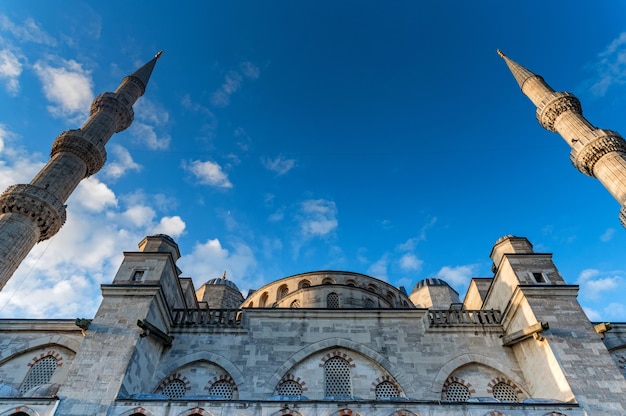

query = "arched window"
[277,284,289,300]
[259,292,268,307]
[327,292,340,309]
[277,380,303,396]
[375,381,399,399]
[161,379,187,399]
[492,382,518,402]
[20,355,58,393]
[298,280,311,289]
[209,380,234,399]
[290,300,301,308]
[445,382,471,401]
[365,298,375,308]
[324,357,351,397]
[322,277,335,285]
[367,284,377,293]
[346,280,356,287]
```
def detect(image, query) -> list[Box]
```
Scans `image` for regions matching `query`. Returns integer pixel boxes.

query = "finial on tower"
[221,271,227,280]
[155,50,163,59]
[497,49,505,58]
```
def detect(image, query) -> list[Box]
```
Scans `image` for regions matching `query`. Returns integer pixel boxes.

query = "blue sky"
[0,1,625,321]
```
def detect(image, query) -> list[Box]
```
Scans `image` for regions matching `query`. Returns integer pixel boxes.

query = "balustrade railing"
[428,309,501,326]
[172,309,242,327]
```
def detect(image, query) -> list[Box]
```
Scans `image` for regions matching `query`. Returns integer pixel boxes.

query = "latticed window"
[324,357,351,397]
[277,285,289,300]
[209,380,234,399]
[161,379,187,399]
[327,292,340,309]
[375,381,399,399]
[20,355,58,393]
[290,300,300,308]
[445,382,470,401]
[278,380,303,396]
[492,382,518,402]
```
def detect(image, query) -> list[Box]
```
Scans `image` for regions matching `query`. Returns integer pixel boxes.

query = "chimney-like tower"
[0,52,163,290]
[498,50,626,228]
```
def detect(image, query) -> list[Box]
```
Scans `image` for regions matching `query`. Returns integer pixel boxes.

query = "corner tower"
[0,52,163,290]
[498,50,626,228]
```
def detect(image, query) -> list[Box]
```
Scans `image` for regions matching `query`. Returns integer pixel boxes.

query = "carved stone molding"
[51,130,107,177]
[536,92,582,132]
[570,132,626,177]
[90,92,134,132]
[620,204,626,229]
[0,184,66,241]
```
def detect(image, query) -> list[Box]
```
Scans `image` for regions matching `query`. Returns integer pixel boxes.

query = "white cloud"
[589,32,626,96]
[600,228,615,242]
[73,177,118,212]
[262,155,297,175]
[299,199,338,237]
[122,205,156,228]
[578,268,623,299]
[33,57,94,120]
[177,238,259,290]
[183,159,233,188]
[582,306,602,322]
[0,14,56,46]
[210,62,260,107]
[152,216,186,238]
[436,265,476,287]
[0,48,22,95]
[129,122,171,150]
[103,144,142,179]
[398,253,423,272]
[367,255,389,280]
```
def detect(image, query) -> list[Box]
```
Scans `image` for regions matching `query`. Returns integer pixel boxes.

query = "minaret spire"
[0,53,162,291]
[499,50,626,228]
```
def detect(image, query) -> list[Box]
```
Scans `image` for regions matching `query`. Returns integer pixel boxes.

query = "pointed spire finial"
[497,49,505,58]
[497,51,539,90]
[155,50,163,59]
[221,271,227,280]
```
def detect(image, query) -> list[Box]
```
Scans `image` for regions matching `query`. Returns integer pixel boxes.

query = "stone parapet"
[536,91,582,132]
[51,129,107,177]
[0,184,66,241]
[90,92,134,132]
[570,130,626,177]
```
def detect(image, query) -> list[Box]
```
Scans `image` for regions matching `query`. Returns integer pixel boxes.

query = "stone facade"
[0,235,625,415]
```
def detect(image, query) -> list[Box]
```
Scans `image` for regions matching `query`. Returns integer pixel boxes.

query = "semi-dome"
[0,383,20,397]
[412,278,451,293]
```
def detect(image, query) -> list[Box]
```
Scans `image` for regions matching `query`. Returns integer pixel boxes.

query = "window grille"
[161,379,187,399]
[278,380,303,396]
[445,382,470,401]
[375,381,399,399]
[327,292,340,309]
[20,355,58,393]
[290,300,301,308]
[492,382,518,402]
[298,280,311,289]
[277,285,289,300]
[209,381,234,399]
[324,357,351,397]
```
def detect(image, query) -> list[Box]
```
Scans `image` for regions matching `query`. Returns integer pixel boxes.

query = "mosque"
[0,51,625,415]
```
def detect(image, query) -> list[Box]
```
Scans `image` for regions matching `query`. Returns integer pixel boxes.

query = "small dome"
[0,384,20,397]
[412,278,450,293]
[204,277,240,291]
[148,233,176,244]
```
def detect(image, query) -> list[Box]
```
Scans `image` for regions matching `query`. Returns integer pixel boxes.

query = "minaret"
[498,50,626,228]
[0,52,163,290]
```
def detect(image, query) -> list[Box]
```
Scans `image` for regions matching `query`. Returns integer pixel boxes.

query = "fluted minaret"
[0,52,163,290]
[498,50,626,228]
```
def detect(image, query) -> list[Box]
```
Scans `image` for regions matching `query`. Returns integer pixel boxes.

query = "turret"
[409,278,460,309]
[499,50,626,228]
[0,52,162,290]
